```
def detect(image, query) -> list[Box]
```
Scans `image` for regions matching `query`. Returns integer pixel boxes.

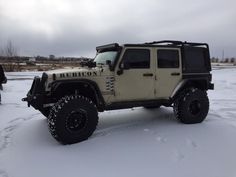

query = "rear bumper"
[22,73,48,111]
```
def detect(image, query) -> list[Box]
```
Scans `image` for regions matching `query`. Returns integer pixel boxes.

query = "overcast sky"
[0,0,235,58]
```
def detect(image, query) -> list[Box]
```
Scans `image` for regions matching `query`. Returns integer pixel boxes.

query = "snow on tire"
[174,88,209,124]
[47,95,98,144]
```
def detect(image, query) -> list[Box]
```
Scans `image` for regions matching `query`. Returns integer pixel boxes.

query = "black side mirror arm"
[117,69,123,75]
[117,62,124,75]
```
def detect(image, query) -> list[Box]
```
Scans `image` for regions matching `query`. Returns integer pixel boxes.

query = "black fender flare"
[51,79,105,111]
[171,78,210,102]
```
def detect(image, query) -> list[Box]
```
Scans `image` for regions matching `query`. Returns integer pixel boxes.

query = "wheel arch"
[171,79,209,102]
[50,79,105,111]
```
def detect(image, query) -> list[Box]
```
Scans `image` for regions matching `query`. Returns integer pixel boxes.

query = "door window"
[157,49,179,68]
[122,49,150,69]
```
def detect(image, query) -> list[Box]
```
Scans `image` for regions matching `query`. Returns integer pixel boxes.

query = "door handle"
[171,72,180,76]
[143,73,153,77]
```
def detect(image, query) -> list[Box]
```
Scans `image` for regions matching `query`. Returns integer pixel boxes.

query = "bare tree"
[5,40,17,57]
[0,40,18,57]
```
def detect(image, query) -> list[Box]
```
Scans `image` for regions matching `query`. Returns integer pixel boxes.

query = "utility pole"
[222,49,224,62]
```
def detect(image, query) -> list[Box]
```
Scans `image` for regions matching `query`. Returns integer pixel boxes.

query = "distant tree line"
[211,57,236,63]
[0,40,92,63]
[0,55,92,63]
[1,40,235,64]
[0,40,94,72]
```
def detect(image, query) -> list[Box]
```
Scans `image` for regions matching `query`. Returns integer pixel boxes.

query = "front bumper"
[22,73,48,111]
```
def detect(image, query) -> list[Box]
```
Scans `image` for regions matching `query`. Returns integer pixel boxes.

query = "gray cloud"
[0,0,235,58]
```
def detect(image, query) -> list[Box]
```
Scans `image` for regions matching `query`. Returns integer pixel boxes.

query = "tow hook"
[22,97,30,107]
[22,97,28,102]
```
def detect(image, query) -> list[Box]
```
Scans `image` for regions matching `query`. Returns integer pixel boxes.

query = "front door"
[114,48,155,102]
[155,48,182,98]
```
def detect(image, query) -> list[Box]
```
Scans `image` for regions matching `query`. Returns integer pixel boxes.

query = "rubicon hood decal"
[59,71,99,78]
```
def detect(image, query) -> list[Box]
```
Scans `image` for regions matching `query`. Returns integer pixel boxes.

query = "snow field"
[0,69,236,177]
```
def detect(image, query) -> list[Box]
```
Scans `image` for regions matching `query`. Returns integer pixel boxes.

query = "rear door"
[155,48,182,98]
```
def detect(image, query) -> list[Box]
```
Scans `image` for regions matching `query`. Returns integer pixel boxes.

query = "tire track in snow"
[186,139,198,148]
[92,122,140,139]
[174,151,185,161]
[0,113,40,153]
[0,113,40,177]
[92,116,162,139]
[172,139,198,162]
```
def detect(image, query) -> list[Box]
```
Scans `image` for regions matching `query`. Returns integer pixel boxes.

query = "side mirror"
[120,63,124,69]
[117,63,124,75]
[117,62,130,75]
[120,62,130,70]
[124,62,130,70]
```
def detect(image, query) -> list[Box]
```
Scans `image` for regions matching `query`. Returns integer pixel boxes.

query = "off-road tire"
[41,107,50,118]
[48,95,98,144]
[174,88,209,124]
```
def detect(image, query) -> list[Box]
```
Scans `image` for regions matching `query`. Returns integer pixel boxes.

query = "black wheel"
[174,88,209,124]
[48,95,98,144]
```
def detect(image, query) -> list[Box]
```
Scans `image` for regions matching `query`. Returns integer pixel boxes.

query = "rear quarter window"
[183,47,210,73]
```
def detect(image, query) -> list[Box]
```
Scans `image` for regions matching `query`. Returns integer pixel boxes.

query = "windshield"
[94,51,118,65]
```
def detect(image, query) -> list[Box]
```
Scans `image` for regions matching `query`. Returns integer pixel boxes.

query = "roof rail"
[144,40,209,49]
[144,40,183,45]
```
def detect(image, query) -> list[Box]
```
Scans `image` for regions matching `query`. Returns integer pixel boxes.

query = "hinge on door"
[154,88,156,95]
[155,75,157,80]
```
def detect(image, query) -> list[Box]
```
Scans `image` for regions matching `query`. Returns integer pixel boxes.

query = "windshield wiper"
[97,63,105,65]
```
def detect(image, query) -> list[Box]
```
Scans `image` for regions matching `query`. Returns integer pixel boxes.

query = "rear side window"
[183,47,210,73]
[157,49,179,68]
[122,49,150,69]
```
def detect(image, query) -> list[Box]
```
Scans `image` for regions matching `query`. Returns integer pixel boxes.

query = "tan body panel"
[45,46,182,105]
[154,47,182,99]
[107,47,182,102]
[113,47,155,102]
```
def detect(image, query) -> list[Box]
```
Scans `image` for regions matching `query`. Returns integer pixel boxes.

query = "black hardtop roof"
[125,40,209,48]
[96,40,209,52]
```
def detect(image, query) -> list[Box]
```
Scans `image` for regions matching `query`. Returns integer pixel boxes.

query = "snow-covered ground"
[0,69,236,177]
